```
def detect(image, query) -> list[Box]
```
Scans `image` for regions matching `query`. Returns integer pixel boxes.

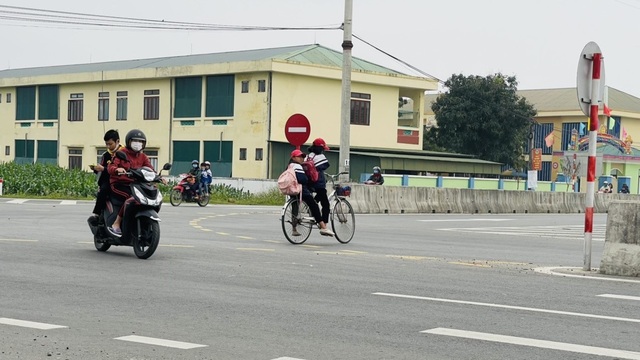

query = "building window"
[257,80,266,93]
[255,148,263,161]
[68,148,82,169]
[350,92,371,126]
[116,91,128,120]
[143,89,160,120]
[239,148,247,160]
[206,74,234,117]
[96,148,106,165]
[38,85,59,120]
[7,93,11,103]
[241,80,249,93]
[98,92,109,121]
[5,146,9,156]
[16,86,36,120]
[68,93,84,121]
[145,149,159,170]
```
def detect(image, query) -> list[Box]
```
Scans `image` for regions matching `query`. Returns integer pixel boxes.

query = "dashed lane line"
[597,294,640,301]
[114,335,207,349]
[421,328,640,360]
[0,317,67,330]
[0,238,38,242]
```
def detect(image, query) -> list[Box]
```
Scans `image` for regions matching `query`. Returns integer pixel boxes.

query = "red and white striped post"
[583,52,602,271]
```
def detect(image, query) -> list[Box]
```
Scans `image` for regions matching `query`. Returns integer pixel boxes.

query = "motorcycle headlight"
[133,187,148,205]
[141,168,156,182]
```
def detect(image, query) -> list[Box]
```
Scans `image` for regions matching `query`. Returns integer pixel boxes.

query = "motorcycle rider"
[188,159,201,198]
[107,129,162,237]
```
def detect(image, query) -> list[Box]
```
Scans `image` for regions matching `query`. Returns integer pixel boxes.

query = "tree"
[427,73,537,168]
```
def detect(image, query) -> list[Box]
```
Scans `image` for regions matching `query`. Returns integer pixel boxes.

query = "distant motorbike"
[87,156,171,259]
[170,174,209,207]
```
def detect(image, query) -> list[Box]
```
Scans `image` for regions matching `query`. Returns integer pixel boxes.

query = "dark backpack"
[302,154,319,183]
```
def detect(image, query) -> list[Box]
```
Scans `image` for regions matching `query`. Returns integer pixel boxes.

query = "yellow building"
[0,44,446,178]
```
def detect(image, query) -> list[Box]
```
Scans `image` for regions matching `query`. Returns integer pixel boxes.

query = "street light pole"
[339,0,353,182]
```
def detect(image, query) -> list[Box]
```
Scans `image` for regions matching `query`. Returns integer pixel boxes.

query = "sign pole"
[583,52,602,271]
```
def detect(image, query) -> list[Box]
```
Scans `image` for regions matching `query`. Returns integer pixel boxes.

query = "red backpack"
[302,154,319,183]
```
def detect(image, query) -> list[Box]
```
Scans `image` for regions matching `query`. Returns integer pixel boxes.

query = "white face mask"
[130,141,144,152]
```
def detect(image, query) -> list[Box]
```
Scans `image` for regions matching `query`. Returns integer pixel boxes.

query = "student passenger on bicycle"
[307,138,331,226]
[290,149,334,237]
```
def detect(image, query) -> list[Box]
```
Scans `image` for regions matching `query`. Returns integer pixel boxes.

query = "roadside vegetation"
[0,162,283,205]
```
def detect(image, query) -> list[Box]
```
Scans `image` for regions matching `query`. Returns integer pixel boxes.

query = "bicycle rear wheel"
[282,198,313,244]
[331,198,355,243]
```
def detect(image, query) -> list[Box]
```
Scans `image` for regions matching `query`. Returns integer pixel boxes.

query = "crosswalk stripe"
[422,328,640,360]
[114,335,207,349]
[0,317,67,330]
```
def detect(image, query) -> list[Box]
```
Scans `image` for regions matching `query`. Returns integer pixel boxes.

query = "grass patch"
[0,162,283,206]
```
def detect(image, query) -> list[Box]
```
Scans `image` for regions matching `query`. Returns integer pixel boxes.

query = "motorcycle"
[170,174,210,207]
[87,158,172,259]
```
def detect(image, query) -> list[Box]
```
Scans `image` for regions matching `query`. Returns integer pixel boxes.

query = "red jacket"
[108,147,153,186]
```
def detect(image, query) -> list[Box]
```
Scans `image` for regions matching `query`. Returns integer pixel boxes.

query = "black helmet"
[125,129,147,151]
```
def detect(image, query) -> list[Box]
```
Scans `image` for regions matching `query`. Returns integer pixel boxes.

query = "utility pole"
[339,0,353,182]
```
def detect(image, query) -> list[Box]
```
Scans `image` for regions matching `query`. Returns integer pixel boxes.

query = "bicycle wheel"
[331,198,355,243]
[282,198,313,244]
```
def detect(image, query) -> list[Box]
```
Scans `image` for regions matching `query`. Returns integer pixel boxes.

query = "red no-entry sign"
[284,113,311,147]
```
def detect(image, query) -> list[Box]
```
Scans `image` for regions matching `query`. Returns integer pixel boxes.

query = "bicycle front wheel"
[331,198,355,243]
[282,198,313,244]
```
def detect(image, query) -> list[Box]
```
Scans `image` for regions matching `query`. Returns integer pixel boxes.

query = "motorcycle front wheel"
[170,189,183,206]
[133,218,160,259]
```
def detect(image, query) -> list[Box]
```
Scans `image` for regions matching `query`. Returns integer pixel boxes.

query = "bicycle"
[281,171,356,245]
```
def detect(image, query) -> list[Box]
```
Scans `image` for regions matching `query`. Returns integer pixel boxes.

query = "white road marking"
[6,199,28,204]
[373,292,640,323]
[114,335,207,349]
[0,238,38,242]
[0,318,67,330]
[535,267,640,284]
[419,218,512,222]
[422,328,640,360]
[598,294,640,301]
[438,224,606,242]
[272,357,307,360]
[59,200,76,205]
[237,248,275,252]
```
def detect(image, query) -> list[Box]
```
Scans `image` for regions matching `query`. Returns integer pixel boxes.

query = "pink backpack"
[278,164,302,196]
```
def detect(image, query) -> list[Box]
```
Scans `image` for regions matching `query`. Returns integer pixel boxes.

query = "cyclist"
[306,138,331,226]
[289,149,334,237]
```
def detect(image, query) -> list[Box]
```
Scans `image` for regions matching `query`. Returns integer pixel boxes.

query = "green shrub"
[0,162,284,205]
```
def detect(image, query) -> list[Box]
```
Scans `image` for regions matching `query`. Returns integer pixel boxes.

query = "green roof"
[0,44,406,79]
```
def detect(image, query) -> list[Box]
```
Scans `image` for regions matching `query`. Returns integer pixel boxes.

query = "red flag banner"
[604,104,612,117]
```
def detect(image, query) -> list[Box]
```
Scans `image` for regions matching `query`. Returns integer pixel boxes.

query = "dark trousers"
[110,183,133,218]
[92,182,111,215]
[291,192,323,224]
[314,187,330,224]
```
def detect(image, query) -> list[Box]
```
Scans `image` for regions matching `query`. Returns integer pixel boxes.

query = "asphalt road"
[1,198,639,360]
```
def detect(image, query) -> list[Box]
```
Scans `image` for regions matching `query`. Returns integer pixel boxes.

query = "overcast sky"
[1,0,639,98]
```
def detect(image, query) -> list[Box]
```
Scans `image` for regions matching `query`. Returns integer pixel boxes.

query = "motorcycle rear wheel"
[170,189,182,206]
[133,218,160,259]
